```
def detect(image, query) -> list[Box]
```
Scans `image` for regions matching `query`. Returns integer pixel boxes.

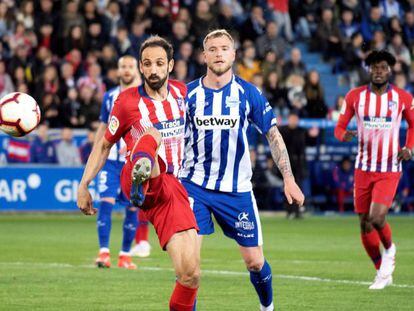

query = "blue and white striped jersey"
[100,86,126,162]
[180,75,277,192]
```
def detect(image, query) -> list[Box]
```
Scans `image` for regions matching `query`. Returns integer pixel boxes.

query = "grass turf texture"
[0,214,413,310]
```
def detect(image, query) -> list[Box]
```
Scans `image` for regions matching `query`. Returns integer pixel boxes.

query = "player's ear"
[138,61,143,74]
[168,59,174,74]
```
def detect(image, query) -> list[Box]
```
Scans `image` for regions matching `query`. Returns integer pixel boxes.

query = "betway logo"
[194,116,240,130]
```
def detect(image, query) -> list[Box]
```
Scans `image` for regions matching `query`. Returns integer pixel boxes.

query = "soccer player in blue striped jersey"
[180,30,305,310]
[94,56,148,269]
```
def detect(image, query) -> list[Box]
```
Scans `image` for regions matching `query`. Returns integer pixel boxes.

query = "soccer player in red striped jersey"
[335,50,414,289]
[77,36,199,310]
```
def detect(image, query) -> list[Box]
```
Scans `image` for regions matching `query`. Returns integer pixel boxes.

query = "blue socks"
[97,201,113,249]
[122,207,138,252]
[249,260,273,308]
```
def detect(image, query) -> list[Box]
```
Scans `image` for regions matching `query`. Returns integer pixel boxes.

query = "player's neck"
[144,82,168,101]
[370,82,389,95]
[203,69,233,90]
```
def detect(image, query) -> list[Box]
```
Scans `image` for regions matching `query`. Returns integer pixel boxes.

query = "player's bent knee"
[245,258,265,272]
[101,197,116,205]
[178,266,200,288]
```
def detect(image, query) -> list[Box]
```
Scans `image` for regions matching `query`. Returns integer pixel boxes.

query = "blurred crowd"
[2,0,414,212]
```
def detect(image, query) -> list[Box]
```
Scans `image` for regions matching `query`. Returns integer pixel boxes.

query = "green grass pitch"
[0,214,413,310]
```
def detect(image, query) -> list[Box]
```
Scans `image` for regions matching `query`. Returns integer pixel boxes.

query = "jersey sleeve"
[104,92,131,144]
[247,86,277,135]
[402,92,414,149]
[99,92,110,123]
[334,90,356,141]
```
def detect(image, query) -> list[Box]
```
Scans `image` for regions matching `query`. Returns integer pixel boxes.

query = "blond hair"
[203,29,234,50]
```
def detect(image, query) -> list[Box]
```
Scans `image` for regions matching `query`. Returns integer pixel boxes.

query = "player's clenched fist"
[77,184,97,215]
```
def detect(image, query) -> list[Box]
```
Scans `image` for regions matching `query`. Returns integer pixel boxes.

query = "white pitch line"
[1,262,413,289]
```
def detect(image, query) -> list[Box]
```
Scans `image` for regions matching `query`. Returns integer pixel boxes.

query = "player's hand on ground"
[77,184,97,216]
[284,178,305,206]
[343,130,357,142]
[397,146,413,162]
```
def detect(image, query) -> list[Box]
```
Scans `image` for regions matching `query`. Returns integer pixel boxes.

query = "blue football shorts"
[181,180,263,247]
[98,160,129,206]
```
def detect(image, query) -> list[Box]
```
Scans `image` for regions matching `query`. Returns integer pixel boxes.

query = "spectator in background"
[339,9,360,45]
[279,112,307,218]
[380,0,402,19]
[240,5,266,43]
[304,70,328,118]
[268,0,294,42]
[361,6,387,43]
[342,32,368,87]
[56,127,81,166]
[78,85,101,129]
[388,33,411,71]
[42,92,61,128]
[260,49,283,79]
[218,3,239,32]
[150,4,172,38]
[283,48,307,80]
[60,87,81,128]
[35,64,60,103]
[112,26,133,56]
[30,122,57,164]
[296,0,320,40]
[85,21,105,53]
[129,20,149,59]
[403,11,414,48]
[370,30,387,51]
[64,25,86,55]
[79,128,95,164]
[286,73,307,114]
[0,2,14,39]
[59,0,85,49]
[192,0,219,44]
[104,1,122,38]
[0,59,14,98]
[393,72,413,93]
[329,95,344,122]
[77,62,106,98]
[236,41,261,82]
[333,157,354,213]
[170,21,190,52]
[172,59,190,83]
[255,21,287,60]
[316,8,343,61]
[388,16,403,38]
[264,70,289,118]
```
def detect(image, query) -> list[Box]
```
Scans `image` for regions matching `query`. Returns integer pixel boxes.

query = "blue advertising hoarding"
[0,166,98,211]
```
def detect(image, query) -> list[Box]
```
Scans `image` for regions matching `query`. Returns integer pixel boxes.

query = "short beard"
[208,63,232,76]
[120,76,135,86]
[144,74,168,91]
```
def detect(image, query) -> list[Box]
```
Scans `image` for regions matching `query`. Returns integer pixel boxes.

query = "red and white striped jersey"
[335,84,414,173]
[104,80,186,176]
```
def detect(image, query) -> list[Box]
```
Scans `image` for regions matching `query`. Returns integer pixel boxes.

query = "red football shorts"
[121,161,198,249]
[354,169,401,214]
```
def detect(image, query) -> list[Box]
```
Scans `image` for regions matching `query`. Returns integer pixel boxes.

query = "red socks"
[361,230,382,270]
[135,210,149,243]
[377,223,392,250]
[169,282,198,311]
[131,134,158,167]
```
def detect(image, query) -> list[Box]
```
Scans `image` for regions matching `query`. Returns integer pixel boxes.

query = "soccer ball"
[0,92,41,137]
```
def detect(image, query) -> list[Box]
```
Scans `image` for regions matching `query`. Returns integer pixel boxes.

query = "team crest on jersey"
[225,96,240,108]
[177,97,185,110]
[108,115,119,135]
[388,100,397,111]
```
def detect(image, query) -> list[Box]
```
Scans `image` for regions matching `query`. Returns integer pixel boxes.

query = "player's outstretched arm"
[77,136,113,215]
[266,126,305,206]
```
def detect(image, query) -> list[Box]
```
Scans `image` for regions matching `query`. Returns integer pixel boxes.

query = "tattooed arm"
[266,126,305,205]
[266,126,294,180]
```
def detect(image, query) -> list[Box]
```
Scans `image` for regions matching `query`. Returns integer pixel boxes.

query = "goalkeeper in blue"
[180,30,305,310]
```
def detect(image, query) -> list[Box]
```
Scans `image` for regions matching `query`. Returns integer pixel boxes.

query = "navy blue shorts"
[98,160,129,206]
[181,180,263,247]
